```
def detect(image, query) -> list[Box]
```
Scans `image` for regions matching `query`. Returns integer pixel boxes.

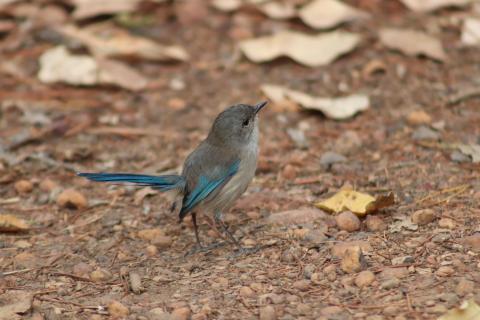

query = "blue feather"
[77,172,184,191]
[180,160,240,216]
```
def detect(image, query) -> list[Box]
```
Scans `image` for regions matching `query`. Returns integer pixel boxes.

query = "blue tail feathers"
[77,172,185,191]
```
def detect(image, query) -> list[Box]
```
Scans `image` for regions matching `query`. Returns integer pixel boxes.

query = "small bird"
[78,101,268,251]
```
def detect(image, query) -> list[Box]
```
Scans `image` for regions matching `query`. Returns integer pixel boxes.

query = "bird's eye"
[242,119,250,127]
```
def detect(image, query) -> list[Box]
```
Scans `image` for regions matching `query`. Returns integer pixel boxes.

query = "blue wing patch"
[179,160,240,218]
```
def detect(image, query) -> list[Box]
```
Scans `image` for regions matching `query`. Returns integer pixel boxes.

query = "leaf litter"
[399,0,473,12]
[240,30,361,67]
[261,84,369,120]
[71,0,142,20]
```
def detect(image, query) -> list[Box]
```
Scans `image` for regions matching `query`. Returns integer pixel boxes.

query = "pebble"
[391,256,414,265]
[406,110,432,125]
[462,234,480,251]
[438,218,456,229]
[56,189,87,209]
[450,150,471,163]
[239,286,255,298]
[138,228,164,241]
[379,267,409,279]
[436,266,455,277]
[332,241,372,258]
[381,278,400,289]
[320,151,346,168]
[39,178,57,192]
[365,215,387,231]
[297,303,312,315]
[293,280,310,291]
[167,98,187,110]
[171,307,191,320]
[354,270,375,287]
[260,305,276,320]
[146,244,158,256]
[340,246,366,273]
[107,300,129,318]
[335,211,361,232]
[455,278,474,296]
[148,308,171,320]
[73,262,93,276]
[152,235,173,249]
[412,209,435,225]
[90,268,112,282]
[129,272,143,294]
[333,130,362,155]
[412,126,439,141]
[14,180,33,194]
[281,164,297,180]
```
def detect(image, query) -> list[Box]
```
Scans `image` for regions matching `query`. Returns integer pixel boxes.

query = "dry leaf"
[38,46,148,91]
[379,28,447,62]
[438,300,480,320]
[461,18,480,46]
[315,188,393,216]
[261,84,369,120]
[259,1,296,19]
[72,0,141,20]
[0,214,29,232]
[299,0,369,30]
[0,291,33,320]
[240,30,360,67]
[457,144,480,163]
[57,24,189,62]
[134,187,157,205]
[211,0,242,12]
[399,0,473,12]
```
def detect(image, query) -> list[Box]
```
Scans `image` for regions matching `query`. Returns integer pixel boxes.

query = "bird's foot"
[184,242,225,256]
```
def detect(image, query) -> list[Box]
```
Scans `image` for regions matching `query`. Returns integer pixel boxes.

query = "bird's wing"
[179,142,240,220]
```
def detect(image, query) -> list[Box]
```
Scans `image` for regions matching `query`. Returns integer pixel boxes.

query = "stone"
[438,218,456,229]
[239,286,255,298]
[56,189,87,209]
[39,178,57,192]
[148,308,172,320]
[450,150,471,163]
[171,307,191,320]
[455,277,474,296]
[412,126,439,141]
[15,180,33,194]
[107,300,129,318]
[335,211,361,232]
[293,280,310,291]
[138,228,164,241]
[436,266,454,277]
[90,268,112,282]
[152,235,173,249]
[391,256,414,265]
[332,241,372,258]
[340,246,366,273]
[355,270,375,287]
[406,110,432,125]
[259,305,276,320]
[365,215,387,231]
[381,278,400,289]
[379,267,409,279]
[320,151,346,168]
[462,234,480,251]
[411,209,435,225]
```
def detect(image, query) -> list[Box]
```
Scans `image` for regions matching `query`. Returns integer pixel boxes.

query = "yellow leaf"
[315,189,394,216]
[438,300,480,320]
[0,214,29,232]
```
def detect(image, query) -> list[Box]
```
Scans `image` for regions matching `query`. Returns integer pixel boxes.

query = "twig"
[1,268,33,276]
[448,87,480,105]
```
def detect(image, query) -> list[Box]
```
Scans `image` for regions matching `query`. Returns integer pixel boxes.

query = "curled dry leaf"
[57,24,189,62]
[259,1,296,19]
[399,0,473,12]
[299,0,369,30]
[461,18,480,46]
[38,46,148,91]
[261,84,369,120]
[456,144,480,163]
[0,214,29,232]
[72,0,141,20]
[315,188,394,216]
[211,0,242,12]
[0,290,33,320]
[379,28,447,62]
[240,30,360,67]
[438,300,480,320]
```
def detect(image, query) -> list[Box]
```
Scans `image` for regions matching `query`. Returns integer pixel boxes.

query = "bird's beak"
[254,101,268,114]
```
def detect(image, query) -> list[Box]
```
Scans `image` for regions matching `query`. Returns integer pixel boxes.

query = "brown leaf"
[72,0,141,20]
[379,28,447,62]
[0,214,29,232]
[240,30,360,67]
[56,24,189,62]
[299,0,369,30]
[0,291,33,320]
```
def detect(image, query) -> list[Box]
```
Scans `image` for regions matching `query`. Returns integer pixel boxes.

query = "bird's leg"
[214,211,242,249]
[191,212,202,248]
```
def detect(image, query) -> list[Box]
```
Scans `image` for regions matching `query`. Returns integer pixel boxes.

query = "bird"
[78,101,268,252]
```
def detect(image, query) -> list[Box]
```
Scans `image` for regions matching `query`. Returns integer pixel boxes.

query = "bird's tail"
[77,172,185,191]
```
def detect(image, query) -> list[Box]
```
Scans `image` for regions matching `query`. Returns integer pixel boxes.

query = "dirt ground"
[1,0,480,319]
